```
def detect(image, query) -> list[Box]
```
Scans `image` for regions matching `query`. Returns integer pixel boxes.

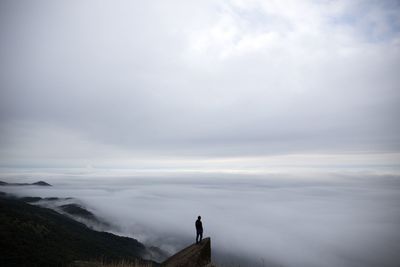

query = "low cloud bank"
[2,170,400,267]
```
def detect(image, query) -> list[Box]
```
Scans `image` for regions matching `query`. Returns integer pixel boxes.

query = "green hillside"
[0,195,155,267]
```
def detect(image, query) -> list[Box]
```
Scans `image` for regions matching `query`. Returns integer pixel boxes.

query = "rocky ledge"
[162,237,215,267]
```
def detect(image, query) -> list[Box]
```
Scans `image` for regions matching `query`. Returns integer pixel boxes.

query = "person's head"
[198,216,201,220]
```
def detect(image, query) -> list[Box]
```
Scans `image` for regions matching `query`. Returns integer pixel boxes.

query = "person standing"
[195,216,203,244]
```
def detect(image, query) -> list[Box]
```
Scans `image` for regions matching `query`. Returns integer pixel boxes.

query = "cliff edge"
[162,238,214,267]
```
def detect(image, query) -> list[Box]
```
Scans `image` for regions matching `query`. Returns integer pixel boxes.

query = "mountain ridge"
[0,191,218,267]
[0,180,51,186]
[0,195,158,267]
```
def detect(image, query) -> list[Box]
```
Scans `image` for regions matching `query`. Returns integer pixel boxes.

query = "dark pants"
[196,230,203,243]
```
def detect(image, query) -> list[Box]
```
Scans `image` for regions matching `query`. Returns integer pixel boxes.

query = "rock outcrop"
[162,238,213,267]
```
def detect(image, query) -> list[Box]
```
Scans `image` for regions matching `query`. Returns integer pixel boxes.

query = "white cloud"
[2,170,400,267]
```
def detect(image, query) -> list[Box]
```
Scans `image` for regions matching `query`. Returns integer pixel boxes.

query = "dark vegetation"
[60,203,99,222]
[0,195,156,267]
[20,196,42,202]
[20,196,73,203]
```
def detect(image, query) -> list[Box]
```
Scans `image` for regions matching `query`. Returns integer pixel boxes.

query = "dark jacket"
[195,219,203,232]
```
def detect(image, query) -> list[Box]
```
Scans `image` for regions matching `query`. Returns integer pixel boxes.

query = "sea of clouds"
[1,168,400,267]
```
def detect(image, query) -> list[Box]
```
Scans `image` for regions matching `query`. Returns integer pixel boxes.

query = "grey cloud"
[0,0,400,167]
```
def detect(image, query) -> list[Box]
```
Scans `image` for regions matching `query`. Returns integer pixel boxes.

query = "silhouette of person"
[195,215,203,244]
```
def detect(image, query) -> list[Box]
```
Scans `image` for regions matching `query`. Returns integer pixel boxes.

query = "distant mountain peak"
[32,181,52,186]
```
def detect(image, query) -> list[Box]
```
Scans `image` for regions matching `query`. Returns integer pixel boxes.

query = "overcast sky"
[1,0,399,169]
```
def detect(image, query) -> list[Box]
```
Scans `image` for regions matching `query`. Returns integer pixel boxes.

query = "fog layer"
[2,170,400,267]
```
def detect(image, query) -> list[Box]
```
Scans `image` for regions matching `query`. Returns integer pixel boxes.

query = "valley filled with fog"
[2,169,400,267]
